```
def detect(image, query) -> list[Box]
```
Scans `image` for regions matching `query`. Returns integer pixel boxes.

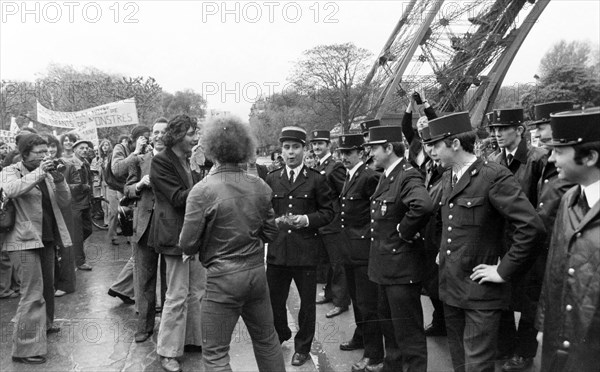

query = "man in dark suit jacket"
[488,108,549,370]
[265,126,335,367]
[427,112,545,372]
[311,129,351,318]
[366,126,434,372]
[337,134,383,372]
[149,115,206,372]
[123,118,168,343]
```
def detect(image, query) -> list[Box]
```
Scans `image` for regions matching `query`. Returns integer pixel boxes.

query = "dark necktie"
[289,170,295,185]
[507,153,514,166]
[452,173,458,188]
[578,189,590,215]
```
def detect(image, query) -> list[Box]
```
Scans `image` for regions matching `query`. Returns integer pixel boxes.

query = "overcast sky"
[1,0,599,120]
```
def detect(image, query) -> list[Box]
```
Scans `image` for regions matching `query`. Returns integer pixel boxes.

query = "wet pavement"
[0,227,541,371]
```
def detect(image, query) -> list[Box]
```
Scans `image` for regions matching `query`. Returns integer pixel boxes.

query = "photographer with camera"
[0,133,72,365]
[63,139,95,271]
[107,126,150,245]
[40,134,75,297]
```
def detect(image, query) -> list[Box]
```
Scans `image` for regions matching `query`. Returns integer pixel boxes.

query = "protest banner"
[36,98,139,129]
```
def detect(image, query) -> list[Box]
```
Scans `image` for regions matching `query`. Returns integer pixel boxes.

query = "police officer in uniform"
[337,134,383,371]
[265,126,335,367]
[311,130,351,318]
[427,112,545,372]
[488,108,548,369]
[536,107,600,372]
[360,119,381,171]
[366,126,433,372]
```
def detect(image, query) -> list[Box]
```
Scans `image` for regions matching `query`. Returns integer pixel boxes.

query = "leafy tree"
[161,89,207,120]
[539,40,592,77]
[289,43,375,133]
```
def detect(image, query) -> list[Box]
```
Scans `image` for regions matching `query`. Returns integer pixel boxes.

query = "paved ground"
[0,223,542,372]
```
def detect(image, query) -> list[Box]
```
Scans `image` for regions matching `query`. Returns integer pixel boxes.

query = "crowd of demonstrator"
[1,98,598,372]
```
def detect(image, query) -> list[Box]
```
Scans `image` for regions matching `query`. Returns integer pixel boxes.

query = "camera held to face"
[44,157,66,172]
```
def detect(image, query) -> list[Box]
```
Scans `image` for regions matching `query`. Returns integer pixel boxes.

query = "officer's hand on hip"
[470,264,506,284]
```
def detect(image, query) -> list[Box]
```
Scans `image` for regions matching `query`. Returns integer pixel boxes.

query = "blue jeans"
[202,265,285,372]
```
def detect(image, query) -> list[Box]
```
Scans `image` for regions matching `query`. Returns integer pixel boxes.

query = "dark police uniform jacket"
[491,139,546,206]
[368,159,433,285]
[492,141,547,311]
[339,163,380,266]
[266,165,335,267]
[438,158,545,310]
[537,186,600,372]
[314,155,345,235]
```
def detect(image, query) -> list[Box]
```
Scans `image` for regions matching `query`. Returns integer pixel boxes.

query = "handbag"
[0,189,16,233]
[117,196,135,237]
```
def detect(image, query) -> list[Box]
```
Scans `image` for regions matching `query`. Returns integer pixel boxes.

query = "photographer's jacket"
[265,165,334,266]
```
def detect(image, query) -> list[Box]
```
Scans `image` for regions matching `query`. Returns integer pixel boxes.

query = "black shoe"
[134,331,153,343]
[183,344,202,352]
[107,289,135,304]
[326,306,349,318]
[340,339,364,351]
[502,355,533,371]
[12,356,47,364]
[351,357,383,372]
[315,297,332,305]
[291,352,310,366]
[424,322,447,336]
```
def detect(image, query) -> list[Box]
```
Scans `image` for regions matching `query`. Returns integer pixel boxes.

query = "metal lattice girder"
[360,0,550,124]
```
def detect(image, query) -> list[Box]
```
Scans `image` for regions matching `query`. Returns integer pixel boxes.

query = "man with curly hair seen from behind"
[180,117,286,372]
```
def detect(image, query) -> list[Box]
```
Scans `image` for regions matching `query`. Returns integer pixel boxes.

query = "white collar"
[347,161,364,180]
[385,158,404,178]
[286,163,304,177]
[582,180,600,209]
[453,155,477,182]
[505,147,518,158]
[319,153,332,166]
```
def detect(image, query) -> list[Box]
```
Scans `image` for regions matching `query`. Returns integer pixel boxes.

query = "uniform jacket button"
[575,232,582,238]
[446,250,451,255]
[447,238,452,243]
[563,341,570,349]
[449,203,454,208]
[287,230,292,234]
[448,215,453,220]
[566,304,573,311]
[568,268,575,275]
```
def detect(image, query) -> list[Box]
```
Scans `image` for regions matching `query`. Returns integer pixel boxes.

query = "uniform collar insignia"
[303,169,307,177]
[471,169,477,176]
[280,169,284,177]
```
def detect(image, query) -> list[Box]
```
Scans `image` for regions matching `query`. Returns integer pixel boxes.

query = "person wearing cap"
[488,108,549,368]
[426,112,544,372]
[62,138,94,271]
[311,129,351,318]
[360,119,381,170]
[336,134,384,371]
[497,102,577,371]
[535,107,600,372]
[403,94,447,337]
[366,125,433,372]
[265,126,335,367]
